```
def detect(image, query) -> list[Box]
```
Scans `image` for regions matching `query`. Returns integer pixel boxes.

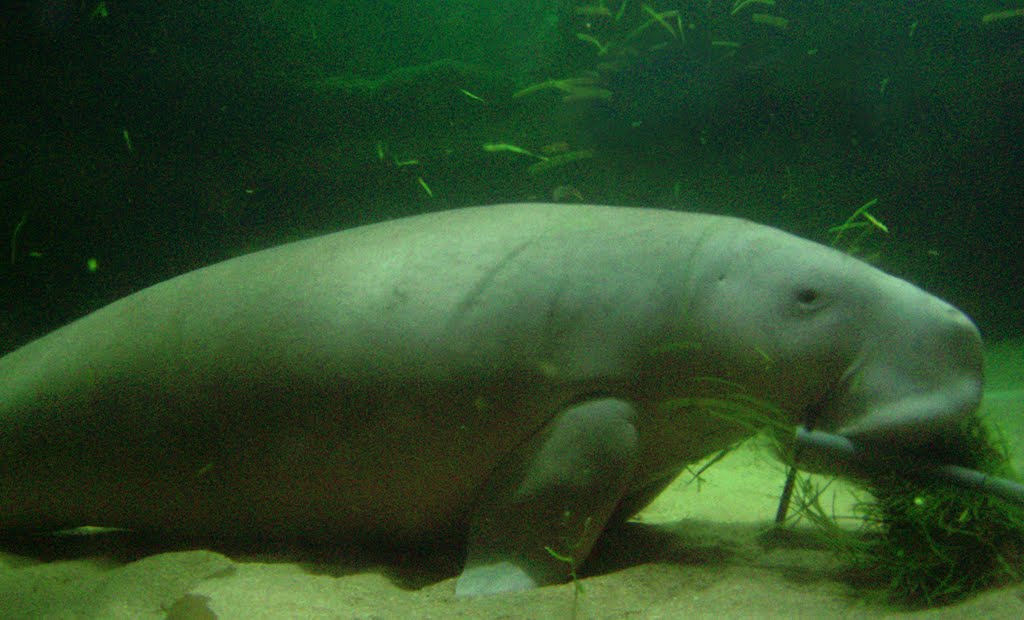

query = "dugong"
[0,204,983,596]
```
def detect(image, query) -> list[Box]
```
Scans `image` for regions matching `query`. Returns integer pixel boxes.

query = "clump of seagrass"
[796,417,1024,608]
[658,367,1024,606]
[853,419,1024,607]
[858,477,1024,606]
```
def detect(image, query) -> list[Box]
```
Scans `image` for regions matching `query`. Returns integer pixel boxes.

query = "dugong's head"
[686,219,983,466]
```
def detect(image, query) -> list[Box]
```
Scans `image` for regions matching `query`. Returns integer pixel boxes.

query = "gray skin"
[0,204,982,596]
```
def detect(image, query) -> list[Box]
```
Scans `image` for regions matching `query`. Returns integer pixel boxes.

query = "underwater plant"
[786,417,1024,607]
[827,197,890,261]
[513,75,612,102]
[828,197,888,249]
[848,418,1024,607]
[527,150,595,175]
[545,545,585,618]
[658,366,1024,607]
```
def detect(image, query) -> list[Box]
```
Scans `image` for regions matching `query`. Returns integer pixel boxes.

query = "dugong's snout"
[814,287,984,467]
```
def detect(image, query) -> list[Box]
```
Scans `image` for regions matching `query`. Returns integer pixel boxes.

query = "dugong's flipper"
[455,398,639,596]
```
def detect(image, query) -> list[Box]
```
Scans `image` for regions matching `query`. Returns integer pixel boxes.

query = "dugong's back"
[0,204,723,542]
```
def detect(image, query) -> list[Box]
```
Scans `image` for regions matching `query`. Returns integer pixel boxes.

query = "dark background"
[1,0,1022,352]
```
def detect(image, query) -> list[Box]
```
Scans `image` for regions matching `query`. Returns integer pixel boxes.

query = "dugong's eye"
[795,288,820,306]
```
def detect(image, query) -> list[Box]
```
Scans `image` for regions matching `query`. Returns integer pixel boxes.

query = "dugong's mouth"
[793,427,1024,507]
[829,374,984,448]
[796,365,985,484]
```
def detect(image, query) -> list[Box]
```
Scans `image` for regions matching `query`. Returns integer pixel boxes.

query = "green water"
[0,2,1022,615]
[1,1,1021,346]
